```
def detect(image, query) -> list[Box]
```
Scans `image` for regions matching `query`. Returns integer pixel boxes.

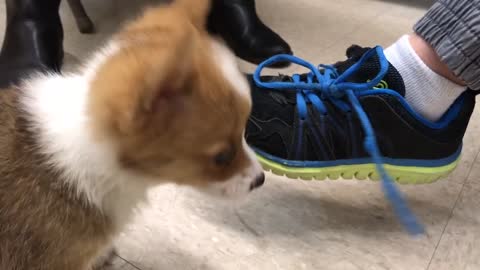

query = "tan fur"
[0,0,257,269]
[0,88,112,269]
[88,0,252,187]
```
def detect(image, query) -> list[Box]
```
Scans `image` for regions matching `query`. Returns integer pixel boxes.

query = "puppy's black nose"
[250,173,265,190]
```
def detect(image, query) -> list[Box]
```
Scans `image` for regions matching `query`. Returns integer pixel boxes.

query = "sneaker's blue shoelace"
[253,46,424,235]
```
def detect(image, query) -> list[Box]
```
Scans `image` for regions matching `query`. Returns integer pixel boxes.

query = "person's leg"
[414,0,480,90]
[0,0,64,88]
[381,0,480,121]
[408,34,465,86]
[208,0,292,66]
[383,34,467,121]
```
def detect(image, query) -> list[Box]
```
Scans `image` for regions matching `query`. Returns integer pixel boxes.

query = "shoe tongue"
[333,45,406,97]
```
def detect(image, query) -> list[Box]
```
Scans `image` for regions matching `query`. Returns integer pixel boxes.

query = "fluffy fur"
[0,0,263,269]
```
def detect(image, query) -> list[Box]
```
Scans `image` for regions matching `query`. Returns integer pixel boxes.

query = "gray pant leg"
[414,0,480,90]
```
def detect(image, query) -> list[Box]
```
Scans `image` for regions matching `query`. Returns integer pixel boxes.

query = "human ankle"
[384,35,467,121]
[408,33,466,86]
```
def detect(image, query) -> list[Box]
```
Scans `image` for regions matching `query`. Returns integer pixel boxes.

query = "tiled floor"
[2,0,479,269]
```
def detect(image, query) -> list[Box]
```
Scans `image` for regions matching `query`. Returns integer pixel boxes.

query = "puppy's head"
[87,0,264,199]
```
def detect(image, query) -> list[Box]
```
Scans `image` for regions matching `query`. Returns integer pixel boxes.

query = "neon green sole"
[257,154,460,184]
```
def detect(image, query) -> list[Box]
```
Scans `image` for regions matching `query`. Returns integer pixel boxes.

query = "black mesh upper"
[245,46,476,162]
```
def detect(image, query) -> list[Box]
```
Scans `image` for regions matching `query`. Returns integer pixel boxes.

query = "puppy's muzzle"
[250,173,265,191]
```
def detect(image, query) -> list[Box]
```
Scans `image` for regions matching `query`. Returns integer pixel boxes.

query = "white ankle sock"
[384,35,466,121]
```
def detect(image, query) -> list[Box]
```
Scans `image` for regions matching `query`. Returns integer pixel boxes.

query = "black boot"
[208,0,292,67]
[0,0,64,88]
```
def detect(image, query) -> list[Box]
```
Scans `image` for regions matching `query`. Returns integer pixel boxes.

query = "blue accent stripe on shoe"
[254,145,462,168]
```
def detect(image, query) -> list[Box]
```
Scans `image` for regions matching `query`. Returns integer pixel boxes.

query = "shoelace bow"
[253,46,424,235]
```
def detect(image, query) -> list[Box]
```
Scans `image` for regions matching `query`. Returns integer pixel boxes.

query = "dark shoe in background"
[0,0,64,88]
[208,0,292,67]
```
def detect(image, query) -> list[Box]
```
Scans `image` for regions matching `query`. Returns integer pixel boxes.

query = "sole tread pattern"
[257,154,459,184]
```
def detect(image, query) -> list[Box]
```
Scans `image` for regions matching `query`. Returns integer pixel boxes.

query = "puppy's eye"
[214,149,234,167]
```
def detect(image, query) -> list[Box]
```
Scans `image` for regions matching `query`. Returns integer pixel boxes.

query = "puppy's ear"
[137,41,197,132]
[88,36,196,137]
[174,0,211,28]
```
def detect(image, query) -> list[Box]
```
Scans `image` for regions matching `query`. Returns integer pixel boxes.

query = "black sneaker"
[246,45,476,234]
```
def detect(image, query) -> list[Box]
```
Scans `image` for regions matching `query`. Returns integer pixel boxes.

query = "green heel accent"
[257,154,460,184]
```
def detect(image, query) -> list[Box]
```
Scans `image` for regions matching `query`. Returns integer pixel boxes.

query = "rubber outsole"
[256,154,460,184]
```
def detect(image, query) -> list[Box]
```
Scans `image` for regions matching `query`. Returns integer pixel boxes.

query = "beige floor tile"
[114,172,464,270]
[427,185,480,270]
[240,0,430,79]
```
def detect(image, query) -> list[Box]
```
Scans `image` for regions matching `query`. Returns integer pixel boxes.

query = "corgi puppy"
[0,0,264,269]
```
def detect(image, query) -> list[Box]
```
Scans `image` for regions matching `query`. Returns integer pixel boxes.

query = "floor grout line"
[425,149,480,270]
[113,252,144,270]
